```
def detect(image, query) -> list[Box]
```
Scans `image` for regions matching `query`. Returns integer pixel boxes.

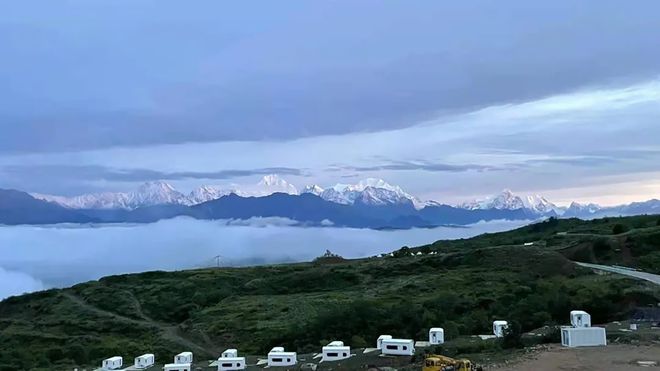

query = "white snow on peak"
[565,201,602,215]
[187,185,234,204]
[460,189,563,215]
[34,181,187,210]
[307,178,427,209]
[33,175,302,210]
[302,184,325,196]
[249,174,299,196]
[128,181,187,206]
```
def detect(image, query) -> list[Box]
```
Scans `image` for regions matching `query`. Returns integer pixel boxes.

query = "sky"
[1,1,660,205]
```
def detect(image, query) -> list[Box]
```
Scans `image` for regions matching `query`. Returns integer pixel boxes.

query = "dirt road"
[491,344,660,371]
[575,262,660,285]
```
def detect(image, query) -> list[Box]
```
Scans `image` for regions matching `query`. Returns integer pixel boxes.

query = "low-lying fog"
[0,217,530,299]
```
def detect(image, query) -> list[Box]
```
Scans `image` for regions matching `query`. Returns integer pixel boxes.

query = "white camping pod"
[380,338,415,356]
[218,349,246,371]
[322,341,351,362]
[493,321,508,338]
[268,347,297,367]
[376,335,392,350]
[429,328,445,345]
[217,357,246,371]
[174,352,193,364]
[102,356,123,370]
[134,353,155,369]
[570,310,592,328]
[164,363,191,371]
[561,326,606,347]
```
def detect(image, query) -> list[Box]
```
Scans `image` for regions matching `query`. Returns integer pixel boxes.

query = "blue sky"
[1,1,660,205]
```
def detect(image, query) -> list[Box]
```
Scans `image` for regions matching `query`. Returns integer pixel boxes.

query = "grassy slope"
[0,215,658,371]
[422,215,660,273]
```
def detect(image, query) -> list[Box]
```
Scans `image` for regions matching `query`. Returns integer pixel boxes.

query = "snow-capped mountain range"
[33,181,190,210]
[33,175,300,210]
[30,174,658,220]
[33,176,428,211]
[302,178,426,209]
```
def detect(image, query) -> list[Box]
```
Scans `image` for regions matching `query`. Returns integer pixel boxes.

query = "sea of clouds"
[0,217,530,299]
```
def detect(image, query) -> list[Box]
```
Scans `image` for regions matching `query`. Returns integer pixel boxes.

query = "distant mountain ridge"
[0,189,95,225]
[9,175,660,227]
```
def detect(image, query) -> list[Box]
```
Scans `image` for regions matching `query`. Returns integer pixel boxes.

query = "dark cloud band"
[1,164,305,183]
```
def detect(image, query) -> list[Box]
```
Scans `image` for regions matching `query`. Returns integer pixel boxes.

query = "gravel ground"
[489,344,660,371]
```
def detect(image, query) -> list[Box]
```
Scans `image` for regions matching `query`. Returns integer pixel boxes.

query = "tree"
[500,320,524,349]
[350,335,368,348]
[393,246,411,258]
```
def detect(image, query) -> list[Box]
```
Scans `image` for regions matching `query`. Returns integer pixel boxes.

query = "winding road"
[576,262,660,285]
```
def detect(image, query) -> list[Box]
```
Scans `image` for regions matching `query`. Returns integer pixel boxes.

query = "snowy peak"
[33,192,131,210]
[331,178,400,193]
[461,189,523,210]
[521,194,562,214]
[460,189,561,215]
[127,181,187,207]
[566,201,602,213]
[188,185,234,205]
[250,174,299,196]
[302,185,325,196]
[260,174,286,186]
[34,175,301,210]
[136,181,176,194]
[310,178,424,208]
[34,181,187,210]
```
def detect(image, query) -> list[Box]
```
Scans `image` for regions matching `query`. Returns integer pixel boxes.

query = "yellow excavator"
[423,354,483,371]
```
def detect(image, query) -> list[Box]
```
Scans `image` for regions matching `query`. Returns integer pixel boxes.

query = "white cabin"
[429,328,445,345]
[217,357,246,371]
[268,347,297,367]
[217,349,246,370]
[102,356,122,370]
[570,310,592,328]
[134,353,154,369]
[561,326,606,347]
[221,349,238,358]
[380,338,415,356]
[493,320,508,338]
[164,363,191,371]
[376,335,392,350]
[322,341,351,362]
[174,352,193,364]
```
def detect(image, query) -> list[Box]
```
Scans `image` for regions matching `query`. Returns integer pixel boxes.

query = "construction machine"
[423,354,483,371]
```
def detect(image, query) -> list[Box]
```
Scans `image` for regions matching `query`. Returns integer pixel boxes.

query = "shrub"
[612,224,629,235]
[501,321,524,349]
[393,246,411,258]
[593,238,612,253]
[350,335,368,348]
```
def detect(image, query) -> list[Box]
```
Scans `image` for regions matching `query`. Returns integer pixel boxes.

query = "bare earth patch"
[489,344,660,371]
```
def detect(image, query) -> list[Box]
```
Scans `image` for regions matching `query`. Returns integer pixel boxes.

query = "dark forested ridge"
[0,215,659,370]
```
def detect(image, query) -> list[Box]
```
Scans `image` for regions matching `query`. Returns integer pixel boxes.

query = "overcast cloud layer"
[1,1,659,204]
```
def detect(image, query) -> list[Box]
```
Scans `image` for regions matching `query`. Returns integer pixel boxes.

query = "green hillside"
[0,215,659,370]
